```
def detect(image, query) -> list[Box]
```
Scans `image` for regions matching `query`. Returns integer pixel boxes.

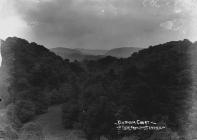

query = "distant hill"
[75,48,107,55]
[50,47,103,61]
[1,37,193,139]
[50,47,81,59]
[105,47,141,58]
[51,47,141,61]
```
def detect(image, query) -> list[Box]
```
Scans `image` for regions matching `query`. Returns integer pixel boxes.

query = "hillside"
[34,105,85,140]
[51,47,104,61]
[105,47,141,58]
[50,47,141,61]
[0,37,194,140]
[75,48,107,55]
[50,47,81,58]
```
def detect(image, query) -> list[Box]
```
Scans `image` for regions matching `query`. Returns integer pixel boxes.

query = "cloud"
[174,0,197,15]
[143,0,161,8]
[1,0,196,49]
[142,0,197,42]
[160,19,185,31]
[160,20,174,30]
[10,0,164,49]
[0,0,30,40]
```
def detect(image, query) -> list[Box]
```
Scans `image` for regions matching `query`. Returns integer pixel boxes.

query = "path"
[35,105,85,140]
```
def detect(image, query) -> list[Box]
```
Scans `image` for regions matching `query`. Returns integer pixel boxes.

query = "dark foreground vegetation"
[0,37,194,139]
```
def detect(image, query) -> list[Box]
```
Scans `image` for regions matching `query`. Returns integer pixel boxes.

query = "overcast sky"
[0,0,197,49]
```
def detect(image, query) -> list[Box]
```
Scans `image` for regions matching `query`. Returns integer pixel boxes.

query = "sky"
[0,0,197,49]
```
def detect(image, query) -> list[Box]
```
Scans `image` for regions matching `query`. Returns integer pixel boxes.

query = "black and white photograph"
[0,0,197,139]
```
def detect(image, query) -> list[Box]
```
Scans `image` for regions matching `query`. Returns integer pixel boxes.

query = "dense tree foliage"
[70,39,192,139]
[1,37,193,139]
[1,37,77,125]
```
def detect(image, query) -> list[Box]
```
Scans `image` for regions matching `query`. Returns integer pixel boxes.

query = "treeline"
[1,38,80,126]
[0,37,193,139]
[62,39,192,139]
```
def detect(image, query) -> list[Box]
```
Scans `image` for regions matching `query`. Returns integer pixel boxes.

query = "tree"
[15,100,36,123]
[19,122,44,140]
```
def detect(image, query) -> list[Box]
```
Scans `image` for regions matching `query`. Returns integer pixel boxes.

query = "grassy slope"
[34,105,85,140]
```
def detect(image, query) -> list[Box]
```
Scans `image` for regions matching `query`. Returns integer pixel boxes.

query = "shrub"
[4,126,18,140]
[6,103,22,130]
[15,100,36,123]
[19,122,44,140]
[62,101,79,129]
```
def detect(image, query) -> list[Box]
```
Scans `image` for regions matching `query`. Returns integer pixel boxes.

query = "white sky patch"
[160,19,185,31]
[0,16,29,40]
[174,0,197,40]
[177,0,197,42]
[0,0,30,39]
[160,20,174,30]
[145,0,197,42]
[188,18,197,42]
[174,0,197,15]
